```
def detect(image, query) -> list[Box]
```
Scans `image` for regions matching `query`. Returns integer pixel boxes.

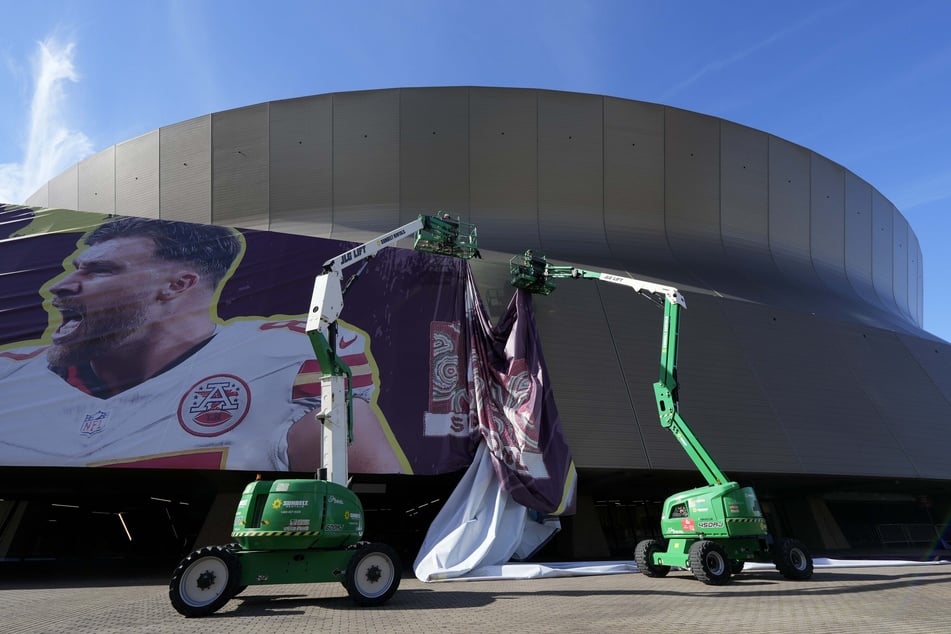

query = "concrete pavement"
[3,562,951,633]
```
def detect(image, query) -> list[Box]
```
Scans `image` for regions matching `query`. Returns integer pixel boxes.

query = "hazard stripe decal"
[232,530,322,537]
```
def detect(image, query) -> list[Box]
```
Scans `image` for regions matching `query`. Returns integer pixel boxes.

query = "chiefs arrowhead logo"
[178,374,251,437]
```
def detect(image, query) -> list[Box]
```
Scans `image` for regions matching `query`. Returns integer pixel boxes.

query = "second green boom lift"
[510,251,814,585]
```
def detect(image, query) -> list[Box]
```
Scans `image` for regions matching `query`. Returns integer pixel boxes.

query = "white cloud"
[895,169,951,213]
[659,5,847,102]
[0,38,93,204]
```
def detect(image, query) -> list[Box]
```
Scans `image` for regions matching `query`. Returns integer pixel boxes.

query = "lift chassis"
[169,214,479,617]
[510,251,813,585]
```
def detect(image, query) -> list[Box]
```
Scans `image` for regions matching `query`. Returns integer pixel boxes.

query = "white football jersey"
[0,319,373,470]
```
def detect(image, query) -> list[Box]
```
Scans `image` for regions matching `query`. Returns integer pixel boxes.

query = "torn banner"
[415,265,576,581]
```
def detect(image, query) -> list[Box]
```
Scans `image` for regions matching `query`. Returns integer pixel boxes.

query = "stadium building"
[3,87,950,567]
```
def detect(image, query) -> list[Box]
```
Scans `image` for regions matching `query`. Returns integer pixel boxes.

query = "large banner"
[0,204,575,515]
[0,205,476,475]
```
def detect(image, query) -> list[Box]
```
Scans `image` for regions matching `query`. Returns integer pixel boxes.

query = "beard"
[47,301,149,368]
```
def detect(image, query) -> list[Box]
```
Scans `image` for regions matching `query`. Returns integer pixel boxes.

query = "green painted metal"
[232,479,364,551]
[506,251,792,579]
[509,250,559,295]
[653,299,729,487]
[658,482,768,542]
[170,213,484,614]
[650,296,772,568]
[655,535,768,569]
[236,548,355,586]
[413,213,480,259]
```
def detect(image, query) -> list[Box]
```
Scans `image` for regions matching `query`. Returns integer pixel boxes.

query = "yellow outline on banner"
[3,208,413,475]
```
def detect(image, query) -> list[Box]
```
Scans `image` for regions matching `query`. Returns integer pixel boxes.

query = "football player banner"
[0,204,574,516]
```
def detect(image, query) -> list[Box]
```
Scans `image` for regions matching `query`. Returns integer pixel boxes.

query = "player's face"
[47,236,168,365]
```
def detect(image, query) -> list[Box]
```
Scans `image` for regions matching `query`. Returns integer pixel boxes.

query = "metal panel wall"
[676,295,799,473]
[598,284,691,471]
[719,121,769,268]
[116,131,159,219]
[212,104,269,230]
[908,231,922,327]
[810,154,848,295]
[77,146,115,214]
[898,333,951,403]
[664,107,723,281]
[842,329,950,478]
[726,304,910,476]
[892,211,910,321]
[469,88,539,254]
[768,137,815,288]
[918,238,924,329]
[536,90,605,260]
[159,115,211,224]
[48,165,78,210]
[718,121,778,302]
[843,171,877,307]
[24,183,48,208]
[332,89,400,241]
[871,191,895,313]
[399,88,470,225]
[268,95,334,237]
[603,97,680,280]
[533,281,648,468]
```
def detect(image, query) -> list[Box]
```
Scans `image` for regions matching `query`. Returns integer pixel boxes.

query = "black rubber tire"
[344,542,401,606]
[772,537,814,580]
[169,545,241,617]
[730,560,745,574]
[341,541,371,588]
[688,540,732,585]
[634,539,671,577]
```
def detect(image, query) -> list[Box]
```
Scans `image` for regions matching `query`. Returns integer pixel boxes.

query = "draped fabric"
[414,267,576,581]
[464,265,576,516]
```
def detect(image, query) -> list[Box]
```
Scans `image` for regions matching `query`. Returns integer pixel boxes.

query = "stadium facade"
[5,87,950,565]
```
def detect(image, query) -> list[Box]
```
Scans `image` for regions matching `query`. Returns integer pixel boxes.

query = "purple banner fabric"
[0,206,472,474]
[0,205,575,513]
[463,267,576,515]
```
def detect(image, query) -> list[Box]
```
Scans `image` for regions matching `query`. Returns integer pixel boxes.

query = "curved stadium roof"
[24,87,951,482]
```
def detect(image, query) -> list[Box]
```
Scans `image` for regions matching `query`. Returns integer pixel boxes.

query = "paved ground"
[3,562,951,633]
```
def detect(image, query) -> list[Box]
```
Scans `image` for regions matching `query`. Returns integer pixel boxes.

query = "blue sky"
[1,1,949,340]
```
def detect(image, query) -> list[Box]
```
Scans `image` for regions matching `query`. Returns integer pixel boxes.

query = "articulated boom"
[509,250,813,585]
[511,251,726,489]
[509,250,684,307]
[511,251,716,477]
[322,213,479,276]
[307,213,478,485]
[653,297,728,488]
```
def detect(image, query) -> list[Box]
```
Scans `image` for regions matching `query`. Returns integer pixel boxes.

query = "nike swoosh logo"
[339,335,358,349]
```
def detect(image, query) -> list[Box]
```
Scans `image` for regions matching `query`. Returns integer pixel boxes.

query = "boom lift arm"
[510,250,727,484]
[304,213,478,485]
[510,250,813,584]
[169,213,479,616]
[652,294,728,486]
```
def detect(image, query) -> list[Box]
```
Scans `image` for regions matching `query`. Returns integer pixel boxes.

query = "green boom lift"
[168,214,479,617]
[510,250,813,585]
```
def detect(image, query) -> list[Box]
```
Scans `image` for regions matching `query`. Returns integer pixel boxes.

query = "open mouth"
[52,306,84,342]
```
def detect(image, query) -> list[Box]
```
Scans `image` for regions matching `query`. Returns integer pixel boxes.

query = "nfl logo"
[80,411,108,437]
